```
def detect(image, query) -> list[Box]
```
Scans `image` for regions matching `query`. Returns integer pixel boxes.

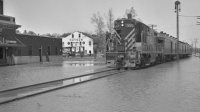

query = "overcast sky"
[4,0,200,46]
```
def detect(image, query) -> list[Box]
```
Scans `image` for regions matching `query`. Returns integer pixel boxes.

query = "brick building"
[0,0,62,65]
[14,34,62,64]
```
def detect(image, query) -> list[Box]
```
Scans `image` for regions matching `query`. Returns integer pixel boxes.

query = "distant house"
[62,31,94,56]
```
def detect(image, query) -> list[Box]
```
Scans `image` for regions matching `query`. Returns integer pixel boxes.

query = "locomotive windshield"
[114,19,135,29]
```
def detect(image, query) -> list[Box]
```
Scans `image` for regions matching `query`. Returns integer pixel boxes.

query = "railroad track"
[0,69,125,105]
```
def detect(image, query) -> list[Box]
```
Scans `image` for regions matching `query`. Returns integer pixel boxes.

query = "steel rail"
[0,68,115,93]
[0,69,125,105]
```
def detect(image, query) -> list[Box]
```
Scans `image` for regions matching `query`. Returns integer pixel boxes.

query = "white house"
[62,31,94,56]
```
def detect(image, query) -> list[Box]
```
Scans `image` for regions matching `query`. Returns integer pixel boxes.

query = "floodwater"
[0,70,118,104]
[1,56,200,112]
[0,61,108,91]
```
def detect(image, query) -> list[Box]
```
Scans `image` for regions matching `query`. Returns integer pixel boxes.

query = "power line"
[179,15,200,18]
[159,24,197,31]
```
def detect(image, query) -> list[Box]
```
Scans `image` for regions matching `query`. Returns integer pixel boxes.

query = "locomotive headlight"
[121,21,124,26]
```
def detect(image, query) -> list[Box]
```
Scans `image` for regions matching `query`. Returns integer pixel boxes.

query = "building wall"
[14,55,63,64]
[16,34,62,56]
[13,34,63,64]
[62,31,94,55]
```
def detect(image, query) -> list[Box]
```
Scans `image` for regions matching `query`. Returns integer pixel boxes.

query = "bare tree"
[106,9,114,34]
[91,12,106,53]
[42,33,52,37]
[52,33,61,38]
[27,31,37,35]
[91,12,105,37]
[61,33,71,37]
[23,30,27,34]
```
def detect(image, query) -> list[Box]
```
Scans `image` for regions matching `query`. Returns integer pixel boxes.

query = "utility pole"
[175,0,181,60]
[194,38,198,56]
[196,17,200,56]
[148,24,157,30]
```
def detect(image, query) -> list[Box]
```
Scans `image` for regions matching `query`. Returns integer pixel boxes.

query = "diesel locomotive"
[106,14,192,69]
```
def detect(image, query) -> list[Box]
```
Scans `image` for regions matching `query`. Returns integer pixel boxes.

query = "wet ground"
[0,69,121,104]
[0,60,109,91]
[1,56,200,112]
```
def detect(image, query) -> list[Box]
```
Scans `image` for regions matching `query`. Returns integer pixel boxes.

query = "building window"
[72,34,74,38]
[89,41,91,46]
[68,42,71,45]
[75,42,77,46]
[62,42,64,46]
[55,46,58,55]
[47,46,51,55]
[80,42,82,46]
[79,34,81,37]
[18,48,21,56]
[89,50,91,55]
[28,46,33,56]
[71,42,73,46]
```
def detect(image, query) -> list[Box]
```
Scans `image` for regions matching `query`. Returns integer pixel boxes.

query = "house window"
[89,41,91,46]
[62,42,64,46]
[72,34,74,38]
[89,50,91,56]
[80,42,82,46]
[79,34,81,37]
[47,46,51,55]
[71,42,73,46]
[28,46,32,56]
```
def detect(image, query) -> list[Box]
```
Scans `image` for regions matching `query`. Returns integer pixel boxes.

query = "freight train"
[106,14,192,69]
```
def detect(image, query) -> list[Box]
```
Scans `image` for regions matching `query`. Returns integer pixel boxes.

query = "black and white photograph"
[0,0,200,112]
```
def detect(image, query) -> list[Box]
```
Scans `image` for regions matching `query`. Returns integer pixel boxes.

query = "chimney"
[0,0,3,15]
[127,13,132,19]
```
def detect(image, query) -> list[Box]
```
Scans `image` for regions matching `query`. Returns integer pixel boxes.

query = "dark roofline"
[16,34,61,39]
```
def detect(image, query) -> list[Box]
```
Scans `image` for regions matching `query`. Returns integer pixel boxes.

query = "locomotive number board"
[125,23,134,28]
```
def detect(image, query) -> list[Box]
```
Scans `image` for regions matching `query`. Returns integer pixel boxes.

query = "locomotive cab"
[112,18,141,69]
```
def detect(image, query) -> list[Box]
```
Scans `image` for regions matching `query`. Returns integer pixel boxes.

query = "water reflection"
[62,61,95,67]
[73,78,81,83]
[0,74,95,103]
[69,63,94,67]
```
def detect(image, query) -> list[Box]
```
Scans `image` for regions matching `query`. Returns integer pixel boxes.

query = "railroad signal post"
[175,0,181,60]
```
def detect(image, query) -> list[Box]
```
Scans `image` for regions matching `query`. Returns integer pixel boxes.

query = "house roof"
[63,31,98,39]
